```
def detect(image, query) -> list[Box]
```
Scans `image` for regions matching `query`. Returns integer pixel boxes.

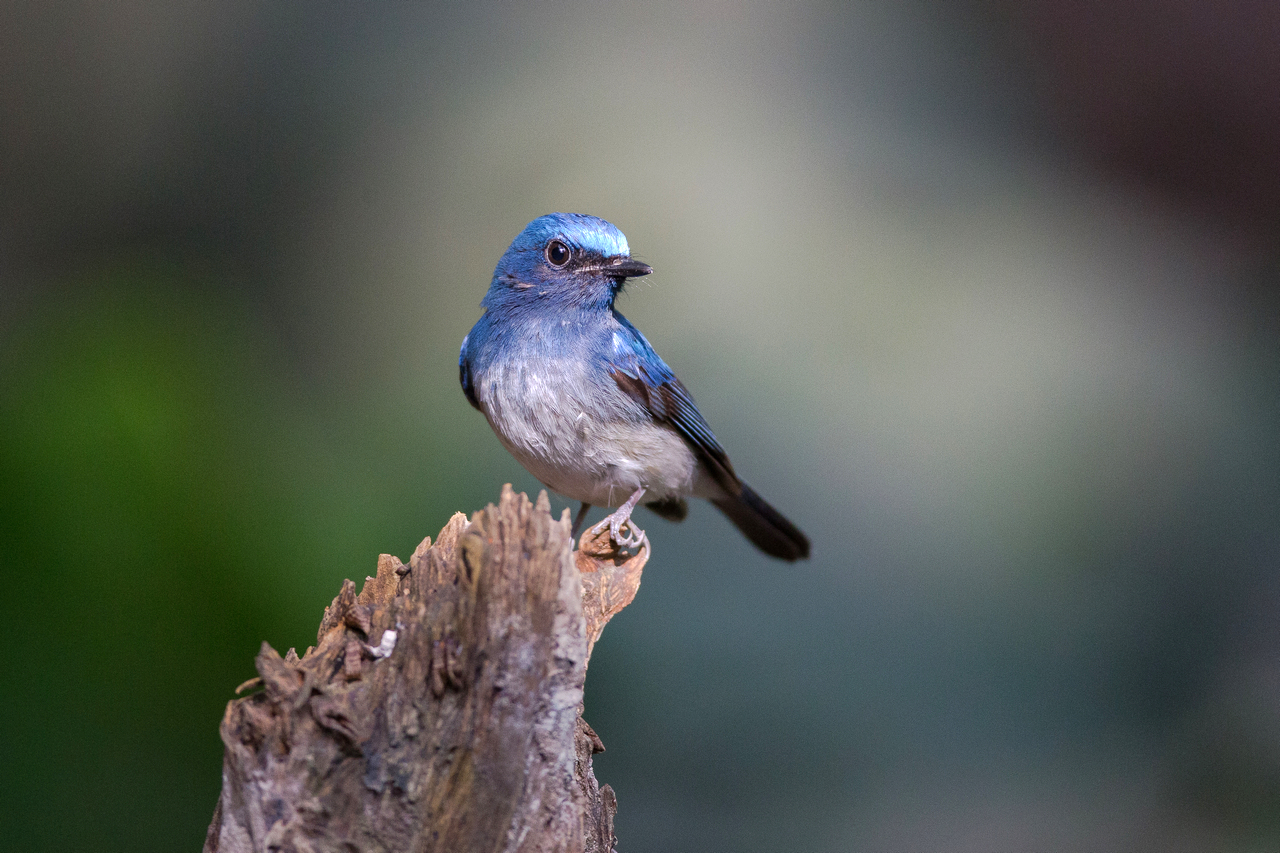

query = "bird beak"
[598,257,653,278]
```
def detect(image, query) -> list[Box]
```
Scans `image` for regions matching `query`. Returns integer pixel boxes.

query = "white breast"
[478,358,698,508]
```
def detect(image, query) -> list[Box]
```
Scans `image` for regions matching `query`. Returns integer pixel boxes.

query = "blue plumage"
[459,213,809,561]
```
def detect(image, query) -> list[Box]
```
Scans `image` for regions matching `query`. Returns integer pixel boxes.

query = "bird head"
[483,213,653,312]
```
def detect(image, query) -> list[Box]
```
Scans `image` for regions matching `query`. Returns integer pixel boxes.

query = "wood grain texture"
[205,486,647,853]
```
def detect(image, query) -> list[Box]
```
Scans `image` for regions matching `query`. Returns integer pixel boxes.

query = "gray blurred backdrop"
[3,2,1279,851]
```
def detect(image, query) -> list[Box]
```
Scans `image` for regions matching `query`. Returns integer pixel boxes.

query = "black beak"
[599,257,653,278]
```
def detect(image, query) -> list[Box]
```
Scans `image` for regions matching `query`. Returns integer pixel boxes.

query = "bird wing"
[459,335,481,411]
[606,317,741,494]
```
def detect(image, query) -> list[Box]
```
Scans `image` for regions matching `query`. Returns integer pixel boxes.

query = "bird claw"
[589,514,647,553]
[584,486,649,553]
[613,520,647,551]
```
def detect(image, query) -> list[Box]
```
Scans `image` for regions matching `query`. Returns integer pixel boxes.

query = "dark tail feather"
[711,482,810,561]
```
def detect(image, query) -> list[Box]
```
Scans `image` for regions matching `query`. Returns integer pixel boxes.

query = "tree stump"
[204,486,647,853]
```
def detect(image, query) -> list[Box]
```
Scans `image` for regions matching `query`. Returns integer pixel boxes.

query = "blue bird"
[459,213,810,561]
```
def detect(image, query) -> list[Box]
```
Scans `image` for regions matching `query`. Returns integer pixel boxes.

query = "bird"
[458,213,809,561]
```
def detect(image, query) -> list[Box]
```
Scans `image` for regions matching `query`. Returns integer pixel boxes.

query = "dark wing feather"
[608,316,810,561]
[459,336,481,411]
[607,320,741,496]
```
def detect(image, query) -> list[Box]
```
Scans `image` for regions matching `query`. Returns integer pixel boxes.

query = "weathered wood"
[204,486,647,853]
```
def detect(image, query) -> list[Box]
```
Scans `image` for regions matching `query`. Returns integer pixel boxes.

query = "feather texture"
[459,213,809,561]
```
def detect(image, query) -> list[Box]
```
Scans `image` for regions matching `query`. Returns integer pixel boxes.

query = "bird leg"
[571,502,592,538]
[589,487,647,551]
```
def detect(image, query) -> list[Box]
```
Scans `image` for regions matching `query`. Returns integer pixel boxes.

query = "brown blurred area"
[1005,1,1280,245]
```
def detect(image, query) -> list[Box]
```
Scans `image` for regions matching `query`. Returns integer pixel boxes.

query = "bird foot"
[588,487,648,553]
[589,512,647,553]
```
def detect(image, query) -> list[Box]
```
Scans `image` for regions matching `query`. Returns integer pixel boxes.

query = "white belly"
[478,358,698,507]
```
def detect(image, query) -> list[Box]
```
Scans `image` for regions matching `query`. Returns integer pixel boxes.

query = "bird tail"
[711,482,810,561]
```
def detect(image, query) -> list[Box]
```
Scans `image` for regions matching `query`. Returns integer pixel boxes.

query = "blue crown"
[511,213,631,259]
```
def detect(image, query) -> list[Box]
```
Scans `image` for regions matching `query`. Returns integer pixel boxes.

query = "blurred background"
[3,2,1279,850]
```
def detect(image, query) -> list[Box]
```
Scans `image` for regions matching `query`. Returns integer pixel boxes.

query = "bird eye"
[545,239,571,268]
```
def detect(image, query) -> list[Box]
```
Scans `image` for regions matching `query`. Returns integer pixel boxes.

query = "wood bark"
[204,485,647,853]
